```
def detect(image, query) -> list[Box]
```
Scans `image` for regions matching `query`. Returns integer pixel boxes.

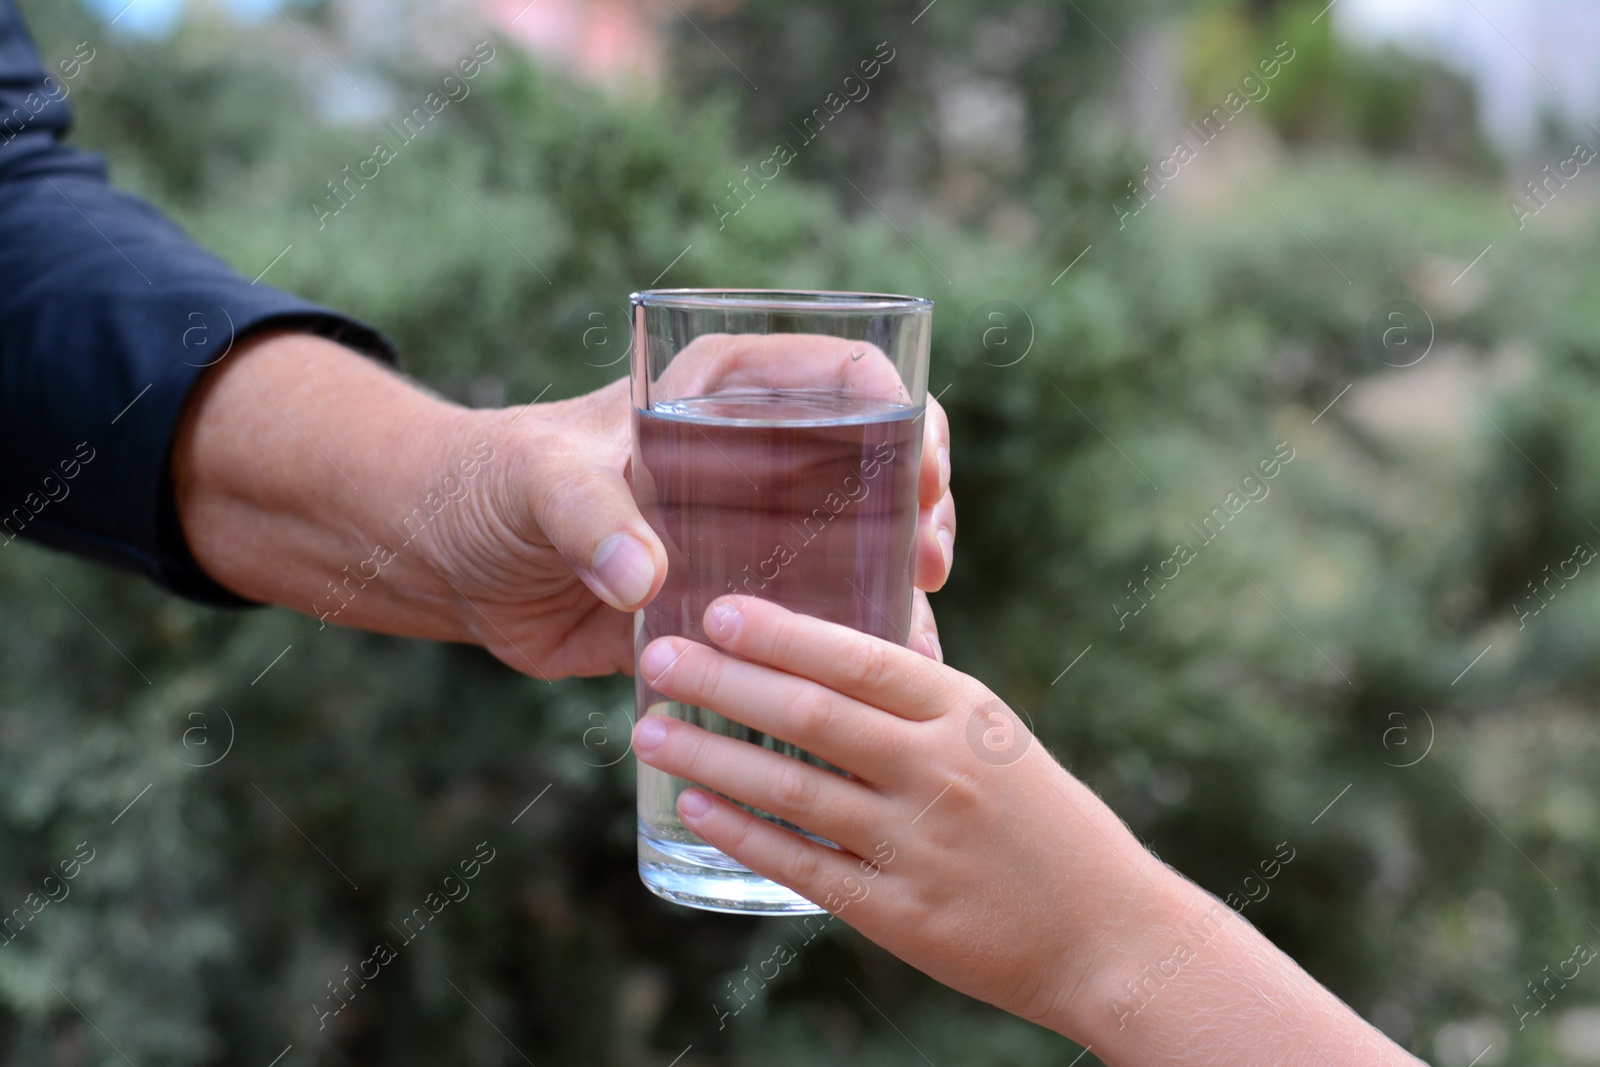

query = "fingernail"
[937,529,954,574]
[706,598,743,641]
[679,789,713,818]
[634,716,668,753]
[937,446,950,496]
[927,631,943,663]
[638,640,677,683]
[592,532,656,609]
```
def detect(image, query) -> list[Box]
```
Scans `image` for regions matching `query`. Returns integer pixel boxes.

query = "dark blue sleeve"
[0,0,397,606]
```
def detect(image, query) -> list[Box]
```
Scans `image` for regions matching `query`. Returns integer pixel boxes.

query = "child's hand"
[630,595,1179,1037]
[632,596,1428,1066]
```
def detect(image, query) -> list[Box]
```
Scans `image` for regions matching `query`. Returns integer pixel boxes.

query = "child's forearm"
[1067,872,1425,1066]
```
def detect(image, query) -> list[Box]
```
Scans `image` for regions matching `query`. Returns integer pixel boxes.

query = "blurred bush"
[3,1,1599,1065]
[1183,3,1496,169]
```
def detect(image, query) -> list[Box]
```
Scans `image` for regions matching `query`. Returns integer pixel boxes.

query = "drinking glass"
[631,289,933,914]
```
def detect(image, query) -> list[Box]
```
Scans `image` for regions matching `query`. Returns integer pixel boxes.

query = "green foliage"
[4,1,1599,1065]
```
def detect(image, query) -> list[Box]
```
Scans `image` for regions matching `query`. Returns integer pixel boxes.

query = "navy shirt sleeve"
[0,0,397,606]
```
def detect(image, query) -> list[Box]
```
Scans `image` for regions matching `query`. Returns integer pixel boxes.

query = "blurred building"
[482,0,664,92]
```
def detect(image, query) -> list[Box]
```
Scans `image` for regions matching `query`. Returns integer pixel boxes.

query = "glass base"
[638,826,826,915]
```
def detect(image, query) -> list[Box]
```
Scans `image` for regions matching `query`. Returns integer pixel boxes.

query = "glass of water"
[630,289,933,914]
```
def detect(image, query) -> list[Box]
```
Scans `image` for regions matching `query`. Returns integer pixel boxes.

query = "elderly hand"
[174,330,954,680]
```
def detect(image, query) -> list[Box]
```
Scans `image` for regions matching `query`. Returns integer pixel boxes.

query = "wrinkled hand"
[427,349,954,680]
[627,595,1168,1032]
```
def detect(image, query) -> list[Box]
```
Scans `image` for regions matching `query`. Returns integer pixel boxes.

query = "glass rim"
[630,288,933,313]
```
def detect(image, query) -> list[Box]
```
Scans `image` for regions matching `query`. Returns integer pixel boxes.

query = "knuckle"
[841,638,895,691]
[940,761,991,819]
[771,759,819,810]
[533,460,605,519]
[948,768,982,806]
[788,687,835,740]
[784,837,823,888]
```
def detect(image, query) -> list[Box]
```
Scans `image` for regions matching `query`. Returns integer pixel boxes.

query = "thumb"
[532,463,667,612]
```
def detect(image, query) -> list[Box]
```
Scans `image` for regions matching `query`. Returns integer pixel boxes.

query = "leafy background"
[4,0,1599,1063]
